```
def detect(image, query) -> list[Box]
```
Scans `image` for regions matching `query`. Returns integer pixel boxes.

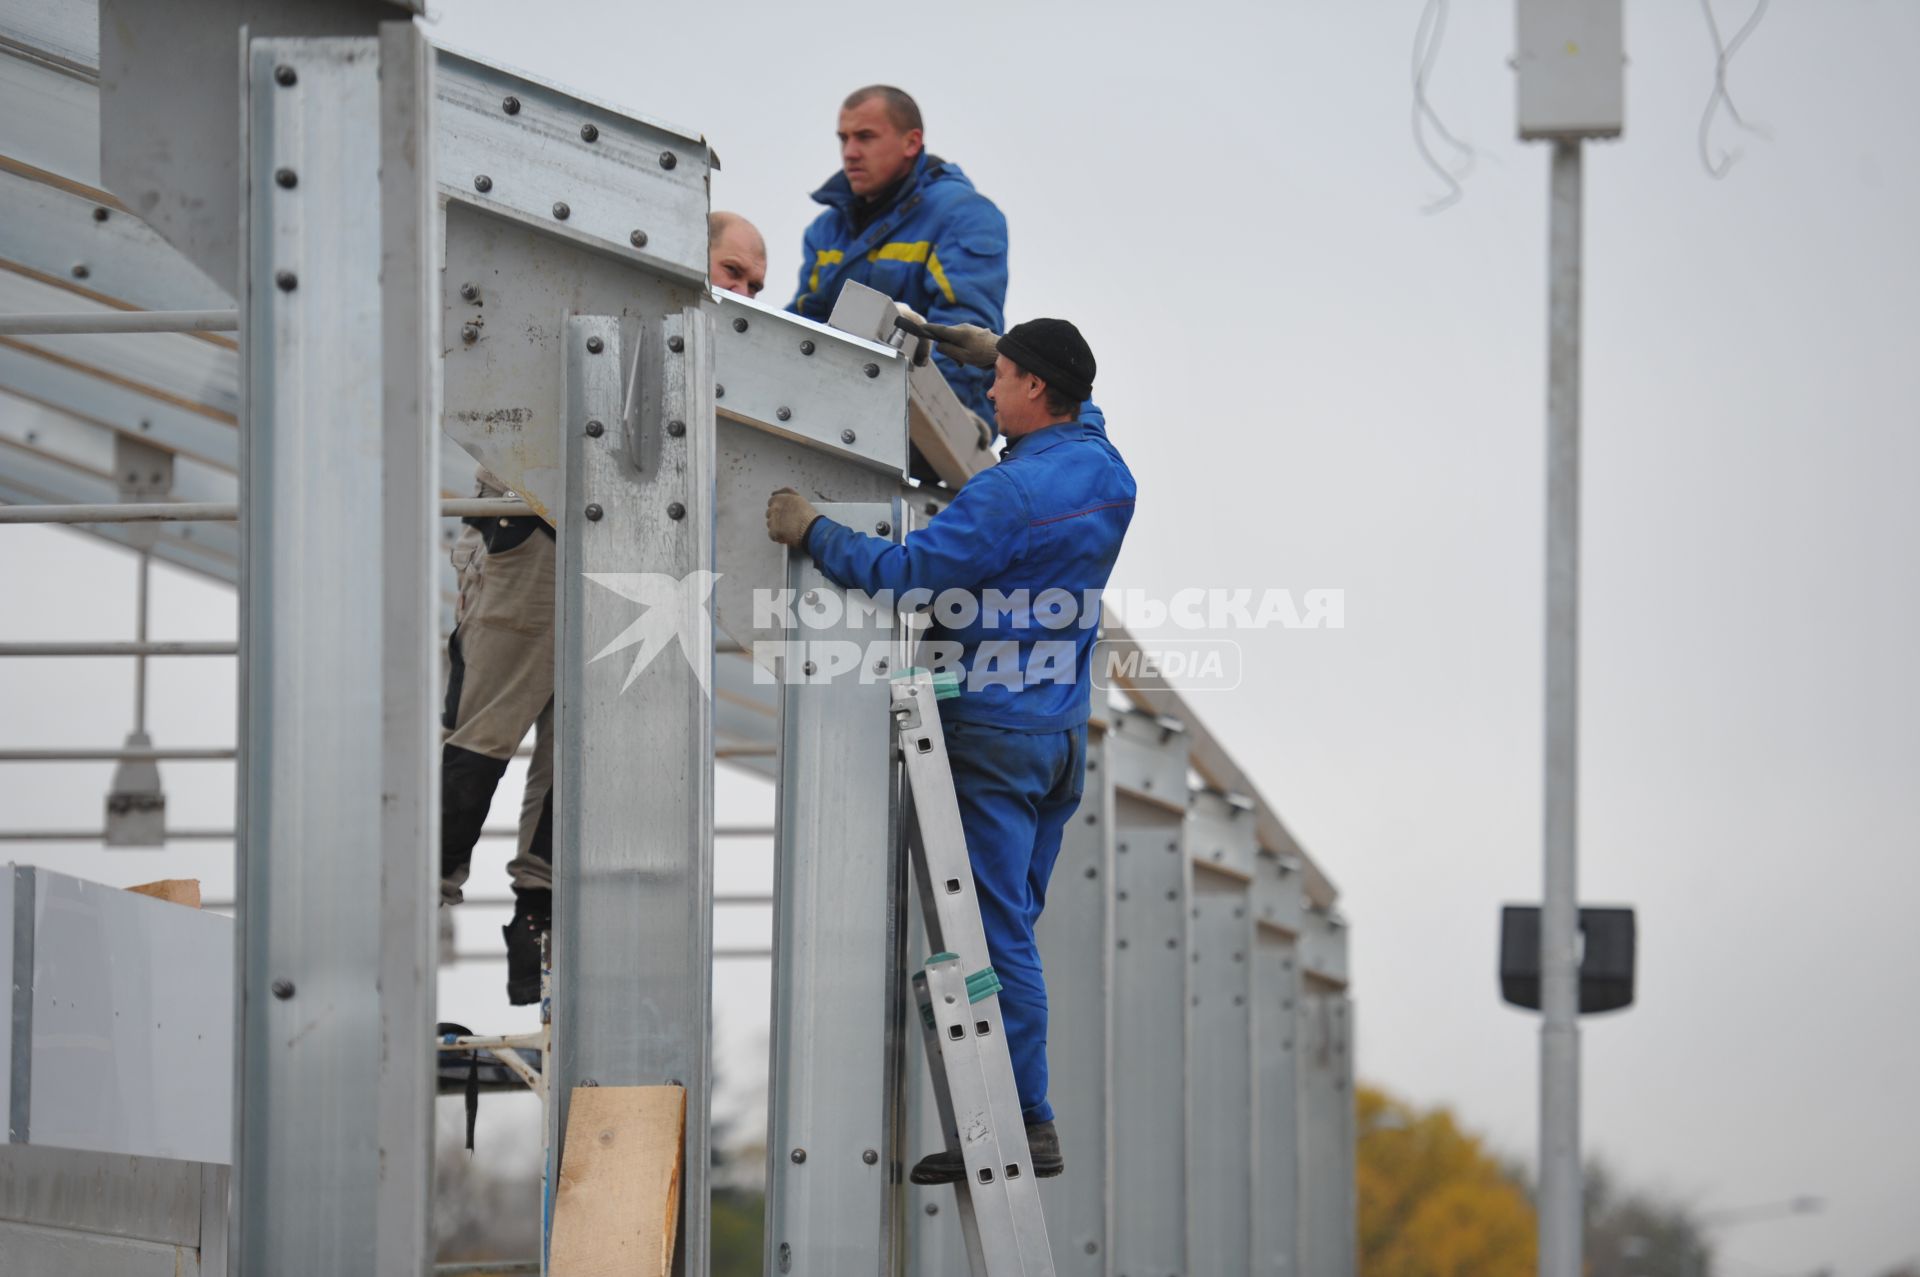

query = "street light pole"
[1539,133,1585,1277]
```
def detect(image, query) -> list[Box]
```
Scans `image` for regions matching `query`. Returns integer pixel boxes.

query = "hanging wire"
[1411,0,1476,213]
[1698,0,1773,179]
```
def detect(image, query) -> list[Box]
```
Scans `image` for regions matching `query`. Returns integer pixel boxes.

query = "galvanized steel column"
[233,25,439,1274]
[1186,791,1258,1275]
[1107,709,1191,1276]
[763,500,903,1276]
[552,311,716,1275]
[1251,852,1305,1276]
[1034,715,1115,1274]
[1297,911,1355,1277]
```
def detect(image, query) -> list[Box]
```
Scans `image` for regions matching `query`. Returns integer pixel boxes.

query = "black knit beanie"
[996,318,1095,403]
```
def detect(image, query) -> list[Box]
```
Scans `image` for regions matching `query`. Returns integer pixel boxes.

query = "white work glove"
[921,322,1001,369]
[766,487,822,548]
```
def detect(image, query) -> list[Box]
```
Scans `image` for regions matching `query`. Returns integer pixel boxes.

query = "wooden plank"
[549,1085,685,1277]
[125,878,200,908]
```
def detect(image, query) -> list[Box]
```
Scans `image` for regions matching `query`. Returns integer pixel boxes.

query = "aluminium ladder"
[891,669,1057,1276]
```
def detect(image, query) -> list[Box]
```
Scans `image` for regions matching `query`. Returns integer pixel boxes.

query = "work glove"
[766,487,822,548]
[892,300,927,329]
[921,322,1001,369]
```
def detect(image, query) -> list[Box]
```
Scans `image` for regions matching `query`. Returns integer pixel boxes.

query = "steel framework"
[0,2,1357,1274]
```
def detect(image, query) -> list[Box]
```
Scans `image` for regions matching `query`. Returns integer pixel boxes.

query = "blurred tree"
[1357,1085,1537,1277]
[1582,1159,1713,1277]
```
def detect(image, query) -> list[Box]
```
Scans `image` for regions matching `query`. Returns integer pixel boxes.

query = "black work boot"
[910,1118,1064,1185]
[503,888,551,1006]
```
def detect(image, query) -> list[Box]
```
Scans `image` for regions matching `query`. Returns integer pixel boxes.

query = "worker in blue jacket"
[788,84,1008,436]
[766,319,1133,1183]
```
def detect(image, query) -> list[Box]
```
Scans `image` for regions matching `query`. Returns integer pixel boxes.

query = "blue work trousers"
[943,718,1088,1124]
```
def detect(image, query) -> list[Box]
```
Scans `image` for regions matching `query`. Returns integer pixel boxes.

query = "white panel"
[26,870,233,1164]
[1516,0,1625,139]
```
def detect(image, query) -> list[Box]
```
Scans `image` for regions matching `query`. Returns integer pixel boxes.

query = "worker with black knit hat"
[766,316,1135,1185]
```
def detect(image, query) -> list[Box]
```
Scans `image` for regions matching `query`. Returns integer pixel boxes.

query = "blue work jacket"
[788,153,1007,428]
[805,405,1135,732]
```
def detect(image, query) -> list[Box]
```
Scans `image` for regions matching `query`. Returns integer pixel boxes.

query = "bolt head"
[873,658,888,674]
[925,1203,939,1216]
[790,1148,806,1164]
[586,335,604,354]
[273,64,297,86]
[275,270,297,292]
[584,419,605,438]
[802,660,817,676]
[667,501,686,521]
[501,94,520,115]
[552,201,571,221]
[460,282,479,302]
[275,167,297,189]
[667,335,685,353]
[70,263,89,280]
[584,503,604,522]
[580,122,599,142]
[1085,866,1097,879]
[862,1149,878,1165]
[799,339,815,355]
[92,206,109,222]
[473,174,493,193]
[863,362,880,378]
[776,407,792,422]
[732,317,749,333]
[875,521,891,536]
[715,384,725,398]
[666,419,686,438]
[630,229,648,248]
[840,429,857,444]
[659,150,678,170]
[461,324,480,344]
[271,979,294,999]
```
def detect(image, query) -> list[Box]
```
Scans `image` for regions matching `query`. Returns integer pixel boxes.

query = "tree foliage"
[1357,1085,1537,1277]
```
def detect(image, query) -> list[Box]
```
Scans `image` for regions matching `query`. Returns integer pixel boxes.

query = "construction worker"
[443,214,768,1005]
[765,318,1132,1182]
[788,85,1007,436]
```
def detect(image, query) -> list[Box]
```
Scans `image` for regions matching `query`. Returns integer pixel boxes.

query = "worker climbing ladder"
[892,668,1058,1277]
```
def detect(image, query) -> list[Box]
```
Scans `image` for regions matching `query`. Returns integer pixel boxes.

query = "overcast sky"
[3,2,1916,1273]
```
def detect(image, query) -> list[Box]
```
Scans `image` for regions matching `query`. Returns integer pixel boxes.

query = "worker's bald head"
[708,211,767,299]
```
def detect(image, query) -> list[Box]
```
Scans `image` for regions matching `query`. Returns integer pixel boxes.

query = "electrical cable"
[1411,0,1475,213]
[1698,0,1773,179]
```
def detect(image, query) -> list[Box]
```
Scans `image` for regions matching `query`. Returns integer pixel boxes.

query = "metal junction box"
[1516,0,1625,140]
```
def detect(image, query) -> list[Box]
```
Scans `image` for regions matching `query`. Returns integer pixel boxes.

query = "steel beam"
[0,309,236,335]
[762,499,903,1276]
[0,167,232,315]
[232,27,437,1274]
[552,310,715,1276]
[434,48,708,280]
